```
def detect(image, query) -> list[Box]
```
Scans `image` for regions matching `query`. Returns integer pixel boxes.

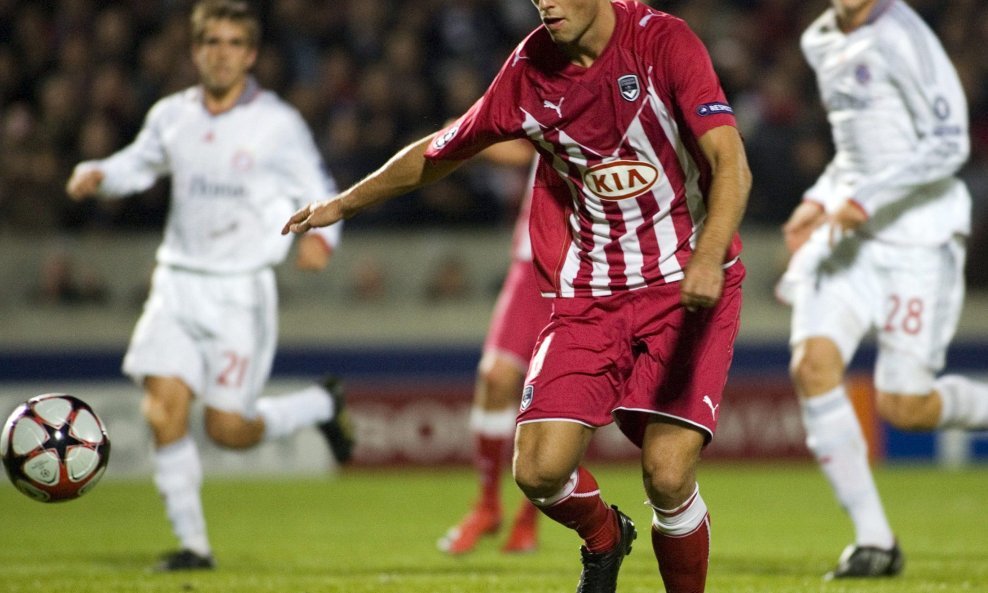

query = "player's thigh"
[123,267,207,395]
[199,272,279,416]
[513,419,595,495]
[615,265,743,447]
[641,419,706,506]
[516,294,634,429]
[789,252,873,365]
[874,240,965,395]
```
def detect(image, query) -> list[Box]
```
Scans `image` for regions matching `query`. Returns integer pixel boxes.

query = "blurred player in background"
[66,0,353,571]
[779,0,988,579]
[284,1,750,591]
[437,142,551,556]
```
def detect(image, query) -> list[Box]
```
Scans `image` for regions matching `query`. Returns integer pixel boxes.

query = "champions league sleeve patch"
[432,124,460,150]
[696,102,734,116]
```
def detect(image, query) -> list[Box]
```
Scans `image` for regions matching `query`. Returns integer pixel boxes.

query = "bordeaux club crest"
[618,74,640,101]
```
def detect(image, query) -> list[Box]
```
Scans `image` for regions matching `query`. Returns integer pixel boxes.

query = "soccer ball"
[1,393,111,503]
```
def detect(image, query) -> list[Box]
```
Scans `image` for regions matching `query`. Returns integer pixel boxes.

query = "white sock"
[936,375,988,429]
[257,384,333,441]
[649,484,708,536]
[468,406,517,438]
[800,386,895,549]
[153,436,210,556]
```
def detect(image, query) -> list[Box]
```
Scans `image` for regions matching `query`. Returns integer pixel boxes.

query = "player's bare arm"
[65,168,105,201]
[681,124,751,310]
[282,135,465,235]
[477,139,535,167]
[782,200,825,253]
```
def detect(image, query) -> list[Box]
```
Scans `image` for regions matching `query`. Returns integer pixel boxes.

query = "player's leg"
[514,420,624,547]
[439,259,548,554]
[204,381,348,454]
[641,421,708,593]
[513,295,638,593]
[873,239,988,432]
[789,244,898,577]
[623,267,742,593]
[123,267,215,570]
[438,352,523,553]
[199,270,353,461]
[791,338,899,572]
[515,421,636,593]
[142,375,215,570]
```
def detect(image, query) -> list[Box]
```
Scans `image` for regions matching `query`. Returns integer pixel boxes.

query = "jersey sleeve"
[84,99,172,198]
[851,33,970,215]
[275,107,343,250]
[425,48,526,162]
[657,20,737,139]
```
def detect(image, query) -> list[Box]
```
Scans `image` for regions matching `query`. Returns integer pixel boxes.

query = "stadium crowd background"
[1,0,987,298]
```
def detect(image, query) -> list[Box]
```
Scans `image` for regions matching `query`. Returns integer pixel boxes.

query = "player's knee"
[642,459,693,504]
[477,354,525,408]
[512,459,568,499]
[140,388,188,439]
[790,344,843,395]
[876,392,938,431]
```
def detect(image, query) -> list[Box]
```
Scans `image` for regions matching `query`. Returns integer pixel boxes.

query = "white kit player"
[779,0,988,579]
[66,1,354,571]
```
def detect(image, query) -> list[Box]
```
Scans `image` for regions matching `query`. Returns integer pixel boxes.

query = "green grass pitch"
[1,463,985,592]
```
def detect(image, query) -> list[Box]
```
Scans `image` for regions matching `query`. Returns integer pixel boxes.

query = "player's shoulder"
[243,88,309,127]
[870,1,935,54]
[800,8,836,46]
[144,87,198,122]
[617,0,686,35]
[617,0,697,56]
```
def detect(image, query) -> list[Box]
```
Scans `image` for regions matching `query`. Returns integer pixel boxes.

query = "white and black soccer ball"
[1,393,111,503]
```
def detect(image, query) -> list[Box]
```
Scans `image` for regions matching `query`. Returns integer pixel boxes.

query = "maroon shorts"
[483,258,554,371]
[517,262,744,447]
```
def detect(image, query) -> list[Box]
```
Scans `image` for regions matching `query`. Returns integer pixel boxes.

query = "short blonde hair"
[190,0,260,47]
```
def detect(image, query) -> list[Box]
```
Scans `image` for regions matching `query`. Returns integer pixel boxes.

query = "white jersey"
[801,0,970,245]
[76,79,341,273]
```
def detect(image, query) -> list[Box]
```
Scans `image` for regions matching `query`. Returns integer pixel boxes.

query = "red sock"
[475,434,508,510]
[651,513,710,593]
[538,466,617,553]
[513,499,539,527]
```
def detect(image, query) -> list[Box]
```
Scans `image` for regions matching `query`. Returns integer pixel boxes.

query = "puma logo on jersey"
[639,12,657,27]
[543,97,564,118]
[512,51,529,67]
[582,160,660,201]
[703,395,719,420]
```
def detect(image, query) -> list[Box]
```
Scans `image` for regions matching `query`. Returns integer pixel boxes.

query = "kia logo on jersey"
[618,74,640,101]
[582,160,659,201]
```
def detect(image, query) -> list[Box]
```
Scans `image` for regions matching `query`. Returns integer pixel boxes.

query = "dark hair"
[190,1,260,47]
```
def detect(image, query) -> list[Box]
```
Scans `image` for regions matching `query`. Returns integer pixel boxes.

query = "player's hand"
[282,199,344,235]
[831,199,867,233]
[781,201,825,254]
[681,253,724,312]
[295,233,332,271]
[65,169,105,201]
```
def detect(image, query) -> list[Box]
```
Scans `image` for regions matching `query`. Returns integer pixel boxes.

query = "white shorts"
[122,265,278,414]
[789,235,966,395]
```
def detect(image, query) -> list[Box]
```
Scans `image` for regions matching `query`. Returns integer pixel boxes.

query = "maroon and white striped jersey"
[425,0,742,297]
